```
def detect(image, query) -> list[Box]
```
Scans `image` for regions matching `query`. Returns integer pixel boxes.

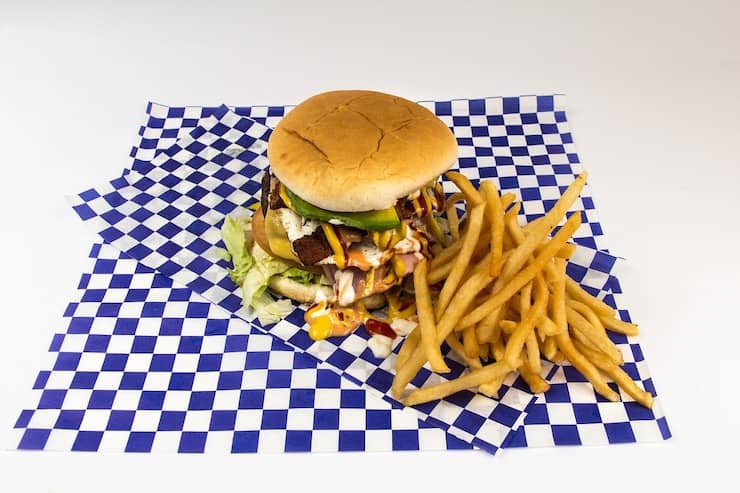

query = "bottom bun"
[267,276,387,309]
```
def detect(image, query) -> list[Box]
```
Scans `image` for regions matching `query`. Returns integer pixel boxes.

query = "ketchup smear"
[365,319,396,339]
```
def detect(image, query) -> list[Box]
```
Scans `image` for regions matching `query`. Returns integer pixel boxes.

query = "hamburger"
[222,90,457,342]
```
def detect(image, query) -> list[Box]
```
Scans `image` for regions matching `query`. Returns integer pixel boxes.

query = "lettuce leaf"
[283,266,325,285]
[220,215,254,286]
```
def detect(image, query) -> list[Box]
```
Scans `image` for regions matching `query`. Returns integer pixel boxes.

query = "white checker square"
[182,410,211,431]
[80,409,112,430]
[363,429,393,452]
[262,389,291,410]
[286,408,315,430]
[338,409,366,430]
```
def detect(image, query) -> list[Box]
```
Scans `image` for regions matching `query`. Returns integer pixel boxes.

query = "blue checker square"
[552,425,582,446]
[314,409,339,430]
[572,403,603,424]
[285,430,313,452]
[53,352,81,371]
[338,431,365,452]
[217,371,243,390]
[48,334,65,352]
[605,422,637,444]
[210,410,237,431]
[149,353,175,372]
[392,430,420,451]
[188,391,216,410]
[232,431,260,453]
[107,410,136,431]
[67,316,94,334]
[490,403,521,428]
[72,431,104,452]
[158,411,186,431]
[266,370,292,388]
[55,409,85,430]
[14,409,34,428]
[168,372,195,390]
[453,410,486,434]
[131,335,157,353]
[32,371,51,389]
[102,353,128,371]
[238,389,265,409]
[261,410,288,430]
[197,353,222,372]
[19,429,51,450]
[69,371,97,389]
[138,391,166,410]
[177,336,203,353]
[244,351,270,370]
[38,389,67,409]
[366,409,392,430]
[125,432,155,452]
[88,390,116,409]
[120,372,147,390]
[288,389,316,408]
[224,334,248,352]
[185,302,210,318]
[340,389,365,409]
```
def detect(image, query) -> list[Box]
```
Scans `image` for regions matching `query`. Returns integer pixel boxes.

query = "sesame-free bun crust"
[268,90,457,212]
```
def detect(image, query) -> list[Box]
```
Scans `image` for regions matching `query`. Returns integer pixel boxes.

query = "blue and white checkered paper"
[13,95,669,453]
[126,99,669,448]
[12,243,472,453]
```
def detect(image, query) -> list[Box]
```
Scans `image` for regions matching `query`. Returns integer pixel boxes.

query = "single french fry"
[504,274,549,368]
[444,192,466,242]
[436,204,486,318]
[541,335,558,361]
[564,276,615,318]
[554,330,620,402]
[499,320,518,333]
[457,212,581,330]
[445,334,482,370]
[481,181,505,277]
[491,338,506,361]
[395,327,421,371]
[413,259,450,373]
[520,360,550,394]
[555,243,577,259]
[445,171,484,206]
[403,361,512,406]
[600,315,639,337]
[573,340,653,408]
[478,373,507,398]
[526,331,541,374]
[500,193,516,209]
[462,325,479,359]
[551,258,568,335]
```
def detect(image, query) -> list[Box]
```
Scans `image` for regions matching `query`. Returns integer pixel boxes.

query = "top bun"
[267,90,457,212]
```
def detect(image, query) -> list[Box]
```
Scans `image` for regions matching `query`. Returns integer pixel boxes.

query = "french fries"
[392,171,654,410]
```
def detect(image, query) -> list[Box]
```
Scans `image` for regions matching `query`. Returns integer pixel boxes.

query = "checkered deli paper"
[12,95,670,454]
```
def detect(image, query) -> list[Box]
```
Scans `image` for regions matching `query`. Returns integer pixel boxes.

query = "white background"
[1,1,738,491]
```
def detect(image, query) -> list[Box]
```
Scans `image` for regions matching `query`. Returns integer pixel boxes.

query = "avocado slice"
[283,186,401,231]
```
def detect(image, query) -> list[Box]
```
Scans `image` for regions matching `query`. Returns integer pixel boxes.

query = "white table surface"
[2,1,738,491]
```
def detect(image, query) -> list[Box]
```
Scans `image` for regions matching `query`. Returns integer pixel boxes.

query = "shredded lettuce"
[283,266,325,285]
[220,215,254,286]
[221,213,324,324]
